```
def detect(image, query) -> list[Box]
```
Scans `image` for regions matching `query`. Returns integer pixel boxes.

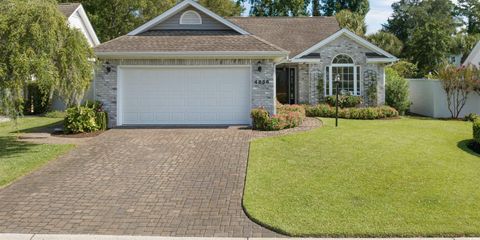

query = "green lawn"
[0,117,74,188]
[245,117,480,237]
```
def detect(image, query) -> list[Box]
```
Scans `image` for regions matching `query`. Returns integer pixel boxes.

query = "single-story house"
[94,0,397,126]
[52,3,100,110]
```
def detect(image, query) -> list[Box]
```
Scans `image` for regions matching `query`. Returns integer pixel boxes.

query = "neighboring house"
[94,0,397,126]
[463,41,480,67]
[448,53,463,66]
[52,3,100,110]
[58,3,100,47]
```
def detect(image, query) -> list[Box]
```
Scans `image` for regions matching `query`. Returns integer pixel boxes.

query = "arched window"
[332,54,354,64]
[180,10,202,25]
[325,54,361,96]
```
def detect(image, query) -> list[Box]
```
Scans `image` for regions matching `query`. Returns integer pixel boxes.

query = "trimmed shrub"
[251,108,270,130]
[465,113,479,122]
[474,119,480,144]
[305,104,335,118]
[251,104,306,131]
[325,95,363,108]
[305,104,399,120]
[64,106,100,133]
[64,100,108,133]
[386,67,410,115]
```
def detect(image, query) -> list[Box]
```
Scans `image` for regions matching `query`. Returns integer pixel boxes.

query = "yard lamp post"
[334,74,341,127]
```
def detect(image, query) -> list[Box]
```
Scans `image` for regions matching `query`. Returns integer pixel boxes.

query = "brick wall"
[296,35,386,106]
[94,59,275,127]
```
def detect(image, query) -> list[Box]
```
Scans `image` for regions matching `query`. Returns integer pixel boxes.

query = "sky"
[241,0,458,35]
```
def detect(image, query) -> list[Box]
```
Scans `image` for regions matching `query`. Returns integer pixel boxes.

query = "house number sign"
[254,80,270,85]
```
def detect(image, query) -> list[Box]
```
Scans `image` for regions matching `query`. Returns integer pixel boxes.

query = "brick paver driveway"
[0,127,283,237]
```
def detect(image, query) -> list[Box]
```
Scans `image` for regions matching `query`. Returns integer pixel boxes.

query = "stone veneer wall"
[94,59,275,126]
[296,35,386,106]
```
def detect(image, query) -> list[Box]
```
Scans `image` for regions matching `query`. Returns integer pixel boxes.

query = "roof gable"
[58,3,81,18]
[151,7,230,31]
[293,29,397,62]
[128,0,249,36]
[463,41,480,66]
[58,3,100,46]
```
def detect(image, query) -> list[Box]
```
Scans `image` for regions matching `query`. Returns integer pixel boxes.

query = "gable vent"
[180,10,202,25]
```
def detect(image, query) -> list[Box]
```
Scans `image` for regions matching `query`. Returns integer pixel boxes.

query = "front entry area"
[117,66,251,126]
[276,67,296,104]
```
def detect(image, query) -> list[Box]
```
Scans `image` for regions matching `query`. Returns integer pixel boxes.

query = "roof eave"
[366,58,398,63]
[292,28,398,61]
[95,51,288,60]
[69,5,101,46]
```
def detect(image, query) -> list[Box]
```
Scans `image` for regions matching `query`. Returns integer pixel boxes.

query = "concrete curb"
[1,234,480,240]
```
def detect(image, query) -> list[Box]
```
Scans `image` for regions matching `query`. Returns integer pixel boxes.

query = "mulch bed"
[51,130,105,138]
[467,140,480,154]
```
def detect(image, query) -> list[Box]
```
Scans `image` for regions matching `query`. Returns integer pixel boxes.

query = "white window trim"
[325,54,361,96]
[180,10,202,25]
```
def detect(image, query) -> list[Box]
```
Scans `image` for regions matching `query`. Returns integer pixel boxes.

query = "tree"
[335,9,366,36]
[389,60,419,78]
[435,63,477,119]
[56,29,95,107]
[383,0,457,75]
[0,0,94,121]
[367,31,403,57]
[457,0,480,34]
[320,0,369,16]
[247,0,308,16]
[407,21,454,75]
[312,0,321,16]
[450,33,480,60]
[385,67,410,115]
[198,0,243,16]
[58,0,177,42]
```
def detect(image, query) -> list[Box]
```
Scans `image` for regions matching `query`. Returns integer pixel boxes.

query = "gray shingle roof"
[95,30,287,53]
[227,17,340,57]
[58,3,81,17]
[94,16,340,57]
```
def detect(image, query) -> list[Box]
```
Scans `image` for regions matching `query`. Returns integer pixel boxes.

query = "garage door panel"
[120,66,251,125]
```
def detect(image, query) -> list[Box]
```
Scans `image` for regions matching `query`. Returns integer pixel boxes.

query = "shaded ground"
[0,117,73,188]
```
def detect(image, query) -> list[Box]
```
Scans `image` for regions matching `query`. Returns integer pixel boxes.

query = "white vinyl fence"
[408,79,480,118]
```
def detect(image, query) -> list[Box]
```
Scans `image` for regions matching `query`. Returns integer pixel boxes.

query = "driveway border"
[1,234,479,240]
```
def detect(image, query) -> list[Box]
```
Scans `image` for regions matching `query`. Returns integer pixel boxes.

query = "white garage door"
[118,66,251,125]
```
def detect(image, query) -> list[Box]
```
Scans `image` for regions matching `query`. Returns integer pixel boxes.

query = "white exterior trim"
[289,58,321,63]
[331,53,354,64]
[116,65,252,126]
[366,58,397,63]
[179,10,202,25]
[128,0,249,36]
[292,28,398,62]
[463,41,480,66]
[67,4,100,46]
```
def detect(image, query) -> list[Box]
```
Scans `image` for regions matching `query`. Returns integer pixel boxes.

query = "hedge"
[324,95,363,108]
[474,119,480,145]
[251,104,306,131]
[305,104,399,119]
